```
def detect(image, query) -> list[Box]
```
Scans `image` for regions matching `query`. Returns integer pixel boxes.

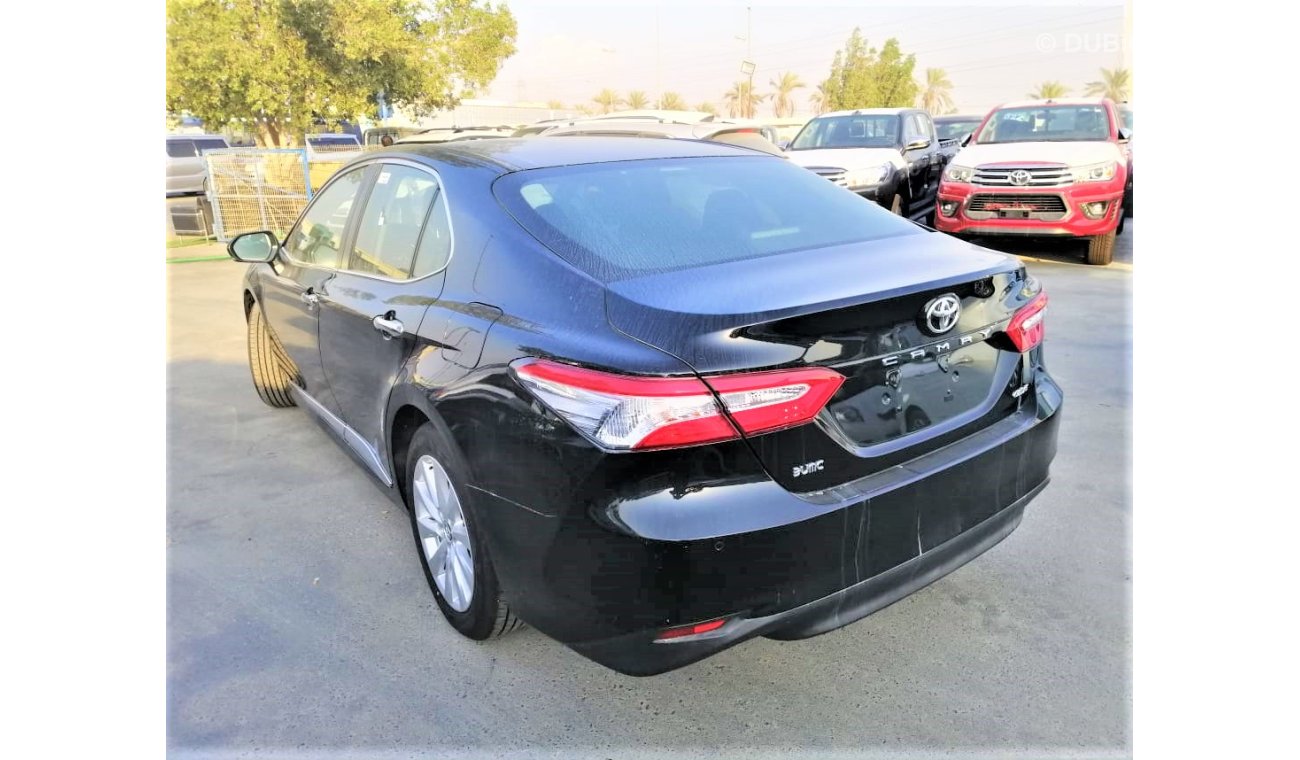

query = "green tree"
[624,90,650,109]
[819,29,919,112]
[1084,67,1131,102]
[1028,81,1070,99]
[546,99,564,110]
[769,71,806,117]
[919,68,954,115]
[592,88,620,113]
[658,92,688,110]
[166,0,517,147]
[696,101,719,116]
[723,80,766,119]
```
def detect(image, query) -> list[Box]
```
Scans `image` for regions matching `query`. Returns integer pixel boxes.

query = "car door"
[166,139,201,193]
[317,161,452,480]
[258,165,374,415]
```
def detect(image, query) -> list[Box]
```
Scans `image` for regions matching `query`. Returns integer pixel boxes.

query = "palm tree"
[546,99,564,111]
[696,101,719,116]
[919,68,955,115]
[658,92,687,110]
[592,88,619,114]
[809,83,828,115]
[1028,81,1070,99]
[624,90,650,110]
[1084,67,1131,102]
[723,80,767,119]
[768,72,806,118]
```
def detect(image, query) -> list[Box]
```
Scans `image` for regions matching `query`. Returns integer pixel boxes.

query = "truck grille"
[966,193,1068,221]
[972,165,1072,187]
[806,166,848,187]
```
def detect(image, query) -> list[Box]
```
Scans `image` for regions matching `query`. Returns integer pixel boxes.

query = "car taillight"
[510,359,844,451]
[654,617,730,643]
[1006,292,1048,352]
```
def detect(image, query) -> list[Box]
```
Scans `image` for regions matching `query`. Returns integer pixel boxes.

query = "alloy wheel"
[411,454,474,612]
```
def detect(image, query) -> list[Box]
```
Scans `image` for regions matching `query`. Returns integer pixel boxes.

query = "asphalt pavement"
[168,224,1132,759]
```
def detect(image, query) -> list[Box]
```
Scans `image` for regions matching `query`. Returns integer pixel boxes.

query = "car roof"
[994,97,1111,109]
[933,114,983,121]
[382,136,769,173]
[814,107,915,118]
[166,133,227,140]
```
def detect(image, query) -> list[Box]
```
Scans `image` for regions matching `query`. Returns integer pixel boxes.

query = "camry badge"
[921,294,961,335]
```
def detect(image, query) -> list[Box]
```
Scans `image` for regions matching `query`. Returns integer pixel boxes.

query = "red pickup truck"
[934,98,1131,265]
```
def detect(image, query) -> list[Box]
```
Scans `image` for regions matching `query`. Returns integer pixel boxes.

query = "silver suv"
[166,134,230,196]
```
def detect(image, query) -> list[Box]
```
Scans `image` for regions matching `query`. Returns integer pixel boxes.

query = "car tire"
[1085,230,1116,266]
[404,421,524,640]
[889,193,904,216]
[246,304,298,408]
[1116,208,1126,236]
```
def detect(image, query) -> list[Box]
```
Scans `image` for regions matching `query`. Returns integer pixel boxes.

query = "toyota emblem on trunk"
[921,294,961,335]
[1009,169,1032,186]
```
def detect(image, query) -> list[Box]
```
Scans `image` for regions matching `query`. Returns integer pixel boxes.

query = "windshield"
[935,120,981,140]
[789,114,900,150]
[308,135,361,149]
[494,156,921,281]
[975,105,1111,144]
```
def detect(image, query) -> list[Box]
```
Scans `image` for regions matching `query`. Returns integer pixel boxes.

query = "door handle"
[372,313,404,339]
[300,288,320,306]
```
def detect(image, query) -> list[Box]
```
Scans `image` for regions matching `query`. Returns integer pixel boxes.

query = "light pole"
[740,60,756,119]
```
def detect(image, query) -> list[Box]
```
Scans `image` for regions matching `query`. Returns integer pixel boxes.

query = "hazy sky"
[483,0,1129,115]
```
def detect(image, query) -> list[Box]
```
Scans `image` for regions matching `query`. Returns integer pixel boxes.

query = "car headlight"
[1073,161,1117,183]
[844,164,891,188]
[944,164,974,183]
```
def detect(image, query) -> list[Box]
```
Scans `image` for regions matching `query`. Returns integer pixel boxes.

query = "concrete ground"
[168,224,1132,759]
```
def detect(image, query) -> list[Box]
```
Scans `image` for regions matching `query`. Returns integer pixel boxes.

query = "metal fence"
[204,147,391,241]
[204,148,314,242]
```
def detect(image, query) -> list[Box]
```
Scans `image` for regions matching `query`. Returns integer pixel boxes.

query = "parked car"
[304,132,364,162]
[785,108,958,221]
[934,97,1130,265]
[363,127,423,146]
[226,137,1061,676]
[396,126,518,144]
[933,114,986,144]
[537,118,785,156]
[760,116,811,148]
[165,134,230,196]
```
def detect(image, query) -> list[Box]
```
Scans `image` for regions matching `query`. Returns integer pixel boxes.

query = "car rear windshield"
[975,105,1111,143]
[935,120,980,140]
[789,114,900,150]
[494,156,922,281]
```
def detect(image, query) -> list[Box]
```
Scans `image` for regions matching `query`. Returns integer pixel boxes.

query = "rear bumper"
[934,180,1123,237]
[474,370,1062,676]
[572,480,1041,675]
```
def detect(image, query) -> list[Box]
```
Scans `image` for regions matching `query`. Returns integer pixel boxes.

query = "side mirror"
[1117,127,1132,142]
[960,132,974,147]
[228,231,279,263]
[905,137,931,151]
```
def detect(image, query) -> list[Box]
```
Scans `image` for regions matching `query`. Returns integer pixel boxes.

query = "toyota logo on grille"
[921,294,961,335]
[1008,169,1032,186]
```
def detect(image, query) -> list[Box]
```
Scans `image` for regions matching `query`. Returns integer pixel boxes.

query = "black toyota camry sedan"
[228,137,1061,676]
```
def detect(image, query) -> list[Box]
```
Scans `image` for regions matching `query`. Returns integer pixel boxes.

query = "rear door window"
[346,165,439,280]
[494,156,921,281]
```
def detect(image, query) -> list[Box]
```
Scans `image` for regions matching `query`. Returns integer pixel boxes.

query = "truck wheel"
[247,304,299,408]
[1085,230,1116,266]
[889,193,904,216]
